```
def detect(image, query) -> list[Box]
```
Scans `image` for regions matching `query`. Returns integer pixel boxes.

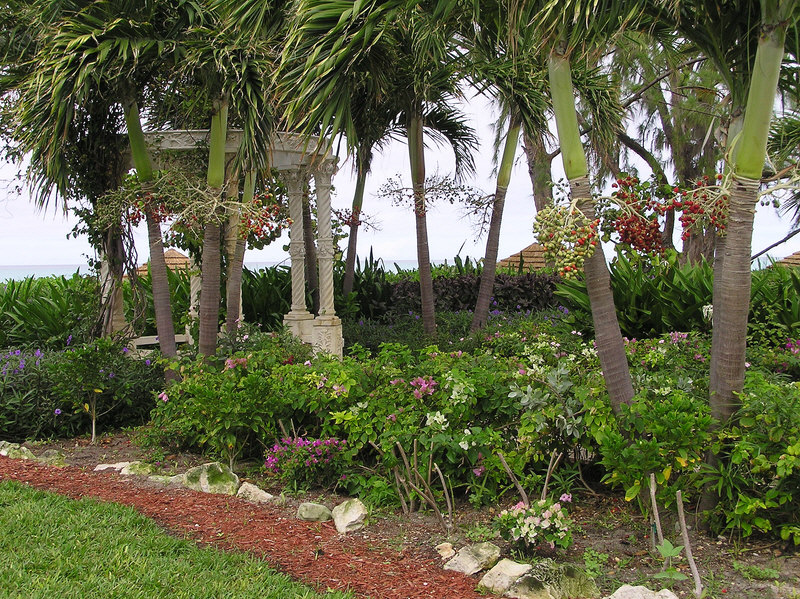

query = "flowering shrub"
[494,495,574,551]
[264,437,347,490]
[0,342,161,442]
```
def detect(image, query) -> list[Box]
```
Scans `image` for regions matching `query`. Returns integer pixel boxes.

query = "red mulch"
[0,456,487,599]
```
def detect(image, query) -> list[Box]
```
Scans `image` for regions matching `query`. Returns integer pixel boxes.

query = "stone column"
[282,168,314,343]
[187,255,201,345]
[311,160,343,356]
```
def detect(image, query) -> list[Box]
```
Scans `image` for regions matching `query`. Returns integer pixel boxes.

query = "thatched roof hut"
[496,242,547,271]
[135,249,191,277]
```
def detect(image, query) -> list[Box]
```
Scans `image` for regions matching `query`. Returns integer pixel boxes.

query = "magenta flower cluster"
[224,357,248,370]
[264,436,346,475]
[410,376,437,399]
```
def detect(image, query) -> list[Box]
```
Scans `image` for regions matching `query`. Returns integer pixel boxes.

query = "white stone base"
[312,315,343,357]
[284,310,315,344]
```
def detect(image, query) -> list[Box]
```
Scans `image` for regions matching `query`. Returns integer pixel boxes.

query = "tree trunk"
[302,187,320,315]
[408,112,436,335]
[471,116,520,331]
[225,171,253,334]
[342,166,368,297]
[548,48,633,414]
[709,8,787,421]
[198,221,222,356]
[198,95,228,357]
[100,228,127,336]
[123,97,176,358]
[522,127,554,213]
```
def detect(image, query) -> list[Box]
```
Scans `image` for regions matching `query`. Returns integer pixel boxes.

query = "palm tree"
[282,1,476,335]
[168,0,278,356]
[656,0,799,424]
[1,3,130,336]
[458,1,549,330]
[5,0,196,359]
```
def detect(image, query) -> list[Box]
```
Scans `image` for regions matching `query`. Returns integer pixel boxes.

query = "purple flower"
[122,347,129,354]
[54,409,62,416]
[66,335,72,346]
[145,359,151,366]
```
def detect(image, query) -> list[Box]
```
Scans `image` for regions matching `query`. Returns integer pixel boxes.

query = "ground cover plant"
[0,480,352,599]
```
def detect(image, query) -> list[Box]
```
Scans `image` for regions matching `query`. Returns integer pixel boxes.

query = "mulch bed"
[0,456,487,599]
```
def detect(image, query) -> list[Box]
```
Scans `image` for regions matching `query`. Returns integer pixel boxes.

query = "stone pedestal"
[284,311,315,345]
[312,315,343,356]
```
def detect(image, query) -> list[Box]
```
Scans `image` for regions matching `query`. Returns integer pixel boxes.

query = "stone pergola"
[140,129,343,356]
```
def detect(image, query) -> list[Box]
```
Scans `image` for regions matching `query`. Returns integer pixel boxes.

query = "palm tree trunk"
[100,228,126,336]
[548,48,633,414]
[709,9,787,421]
[522,126,554,213]
[408,112,436,334]
[342,165,368,297]
[471,116,520,331]
[198,96,228,357]
[123,97,176,358]
[225,171,253,334]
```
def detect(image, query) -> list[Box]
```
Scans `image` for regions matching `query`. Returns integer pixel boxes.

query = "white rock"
[183,462,239,495]
[120,461,154,476]
[443,542,501,575]
[435,542,456,559]
[603,585,679,599]
[332,498,368,533]
[297,502,332,522]
[94,461,132,472]
[479,559,532,594]
[237,482,274,503]
[0,442,36,460]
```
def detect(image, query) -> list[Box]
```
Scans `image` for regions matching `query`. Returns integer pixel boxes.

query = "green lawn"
[0,480,353,599]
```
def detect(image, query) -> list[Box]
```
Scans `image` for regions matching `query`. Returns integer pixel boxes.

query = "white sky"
[0,93,797,267]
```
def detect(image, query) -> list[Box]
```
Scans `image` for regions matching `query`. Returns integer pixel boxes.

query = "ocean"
[0,259,424,282]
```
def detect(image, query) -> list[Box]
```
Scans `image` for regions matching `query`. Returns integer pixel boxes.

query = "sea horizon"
[0,258,426,282]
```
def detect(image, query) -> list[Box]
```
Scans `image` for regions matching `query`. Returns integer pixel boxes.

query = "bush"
[0,274,99,349]
[263,436,347,490]
[0,341,162,442]
[701,370,800,542]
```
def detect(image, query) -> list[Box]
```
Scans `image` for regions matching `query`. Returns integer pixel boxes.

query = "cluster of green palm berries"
[533,205,599,279]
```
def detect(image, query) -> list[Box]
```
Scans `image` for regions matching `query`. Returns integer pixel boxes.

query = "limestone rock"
[508,560,599,599]
[120,461,154,476]
[297,502,332,522]
[36,449,67,468]
[148,475,175,485]
[435,542,456,559]
[237,482,274,503]
[506,576,557,599]
[443,542,501,576]
[603,586,678,599]
[0,442,36,460]
[94,461,132,472]
[183,462,239,495]
[332,498,368,533]
[479,559,532,595]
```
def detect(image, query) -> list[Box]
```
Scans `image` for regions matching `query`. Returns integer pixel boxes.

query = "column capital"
[313,159,337,182]
[282,168,308,189]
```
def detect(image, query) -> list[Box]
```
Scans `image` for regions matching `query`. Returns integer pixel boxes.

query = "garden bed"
[3,432,798,599]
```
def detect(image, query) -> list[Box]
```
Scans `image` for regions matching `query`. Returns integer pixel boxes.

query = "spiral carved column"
[282,168,314,343]
[311,161,343,356]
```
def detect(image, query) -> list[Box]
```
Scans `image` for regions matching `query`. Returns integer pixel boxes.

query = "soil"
[2,432,799,599]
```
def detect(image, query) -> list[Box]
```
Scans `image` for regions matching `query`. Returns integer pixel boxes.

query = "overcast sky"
[1,94,798,268]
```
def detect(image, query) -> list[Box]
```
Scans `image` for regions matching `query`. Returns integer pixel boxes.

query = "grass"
[0,480,352,599]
